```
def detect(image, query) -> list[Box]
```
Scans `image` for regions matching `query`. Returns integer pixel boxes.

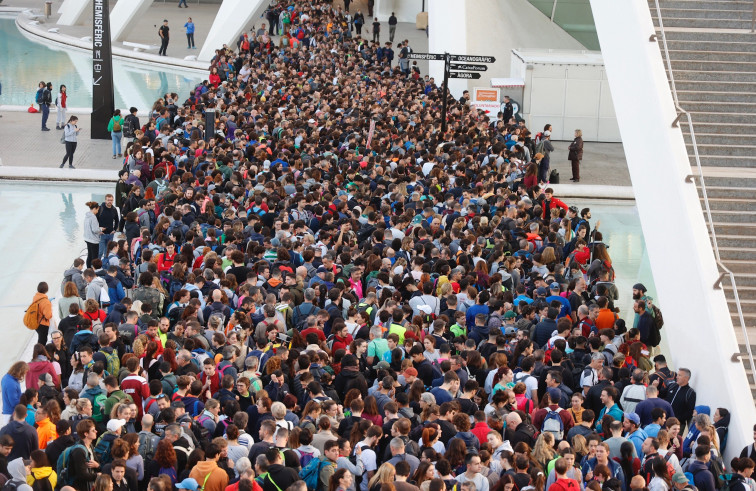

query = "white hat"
[418,305,432,315]
[106,419,126,432]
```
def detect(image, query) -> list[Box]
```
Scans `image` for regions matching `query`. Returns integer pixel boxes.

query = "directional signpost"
[407,52,496,133]
[449,72,481,80]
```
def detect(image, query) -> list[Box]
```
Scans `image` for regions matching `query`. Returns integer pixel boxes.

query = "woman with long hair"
[616,440,640,490]
[533,433,556,471]
[145,439,177,484]
[648,458,671,491]
[367,463,396,491]
[361,396,383,427]
[83,201,103,267]
[413,461,436,490]
[1,362,29,426]
[329,467,354,491]
[445,438,467,475]
[58,280,85,320]
[60,115,81,169]
[26,344,58,391]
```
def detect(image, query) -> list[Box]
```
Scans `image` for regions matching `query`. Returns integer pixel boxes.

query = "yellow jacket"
[27,467,57,489]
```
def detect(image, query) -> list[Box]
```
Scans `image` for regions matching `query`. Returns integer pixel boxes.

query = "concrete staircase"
[649,0,756,397]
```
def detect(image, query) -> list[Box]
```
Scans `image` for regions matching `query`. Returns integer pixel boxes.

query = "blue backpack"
[57,443,87,486]
[299,457,334,491]
[541,407,565,440]
[297,448,316,468]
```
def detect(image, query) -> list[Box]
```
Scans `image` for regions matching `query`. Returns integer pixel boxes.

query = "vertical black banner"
[91,0,114,139]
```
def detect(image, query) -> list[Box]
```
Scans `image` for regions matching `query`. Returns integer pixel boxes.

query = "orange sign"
[474,88,499,102]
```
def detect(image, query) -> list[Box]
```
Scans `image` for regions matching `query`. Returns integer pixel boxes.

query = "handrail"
[650,0,756,382]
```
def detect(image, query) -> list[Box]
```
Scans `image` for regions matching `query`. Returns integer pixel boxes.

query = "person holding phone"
[60,115,80,169]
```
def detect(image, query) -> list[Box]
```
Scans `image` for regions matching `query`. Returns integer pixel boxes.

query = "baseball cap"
[671,473,689,484]
[624,412,641,425]
[106,419,126,432]
[176,478,199,491]
[503,311,516,320]
[417,305,432,315]
[373,361,390,371]
[536,286,547,296]
[546,388,561,402]
[549,282,560,291]
[39,373,55,387]
[171,401,185,410]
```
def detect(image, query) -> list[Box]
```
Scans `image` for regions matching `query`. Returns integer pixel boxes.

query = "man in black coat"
[665,368,696,431]
[45,420,74,472]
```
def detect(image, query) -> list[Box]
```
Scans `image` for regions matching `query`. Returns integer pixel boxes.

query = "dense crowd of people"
[3,1,749,491]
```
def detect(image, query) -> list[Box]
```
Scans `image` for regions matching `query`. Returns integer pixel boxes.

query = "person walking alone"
[55,85,67,130]
[59,116,80,169]
[568,129,584,182]
[40,82,52,131]
[84,201,103,268]
[388,12,397,42]
[353,11,364,36]
[108,109,124,159]
[158,19,170,56]
[371,17,380,43]
[184,18,195,49]
[178,0,188,7]
[29,283,53,347]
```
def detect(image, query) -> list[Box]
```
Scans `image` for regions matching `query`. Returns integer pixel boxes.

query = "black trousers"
[159,37,169,55]
[36,324,49,346]
[571,160,581,180]
[86,241,99,268]
[187,33,194,48]
[61,141,77,167]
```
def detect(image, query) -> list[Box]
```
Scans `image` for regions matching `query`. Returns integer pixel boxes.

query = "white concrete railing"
[650,0,756,395]
[590,0,756,464]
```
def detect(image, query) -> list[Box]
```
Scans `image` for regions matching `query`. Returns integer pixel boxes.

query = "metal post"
[441,52,450,134]
[550,0,558,22]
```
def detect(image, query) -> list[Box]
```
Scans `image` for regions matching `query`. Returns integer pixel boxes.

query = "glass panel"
[529,0,557,19]
[552,0,600,50]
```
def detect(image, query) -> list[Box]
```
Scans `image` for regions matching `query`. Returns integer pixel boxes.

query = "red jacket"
[542,197,569,220]
[121,374,150,418]
[471,421,493,445]
[26,361,59,390]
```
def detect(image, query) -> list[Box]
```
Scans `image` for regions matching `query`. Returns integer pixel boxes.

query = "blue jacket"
[1,374,21,416]
[627,428,649,458]
[689,459,716,491]
[582,457,626,491]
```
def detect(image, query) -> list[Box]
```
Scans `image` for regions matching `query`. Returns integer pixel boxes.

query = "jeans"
[187,32,195,48]
[61,141,77,167]
[111,132,122,155]
[539,157,551,183]
[99,233,114,260]
[56,106,66,127]
[41,104,50,128]
[178,0,187,5]
[389,25,396,42]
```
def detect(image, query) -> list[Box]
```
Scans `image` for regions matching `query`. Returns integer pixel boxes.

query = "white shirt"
[356,442,377,491]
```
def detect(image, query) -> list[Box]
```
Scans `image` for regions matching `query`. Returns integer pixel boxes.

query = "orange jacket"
[189,461,228,491]
[595,308,617,330]
[33,292,53,327]
[37,418,57,449]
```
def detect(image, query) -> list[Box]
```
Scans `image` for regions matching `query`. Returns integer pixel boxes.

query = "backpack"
[35,88,43,104]
[122,116,135,138]
[541,407,565,440]
[94,434,115,464]
[92,392,108,422]
[159,466,177,485]
[217,362,233,379]
[193,414,213,443]
[651,304,664,330]
[102,348,120,375]
[296,448,317,468]
[57,443,88,487]
[138,431,159,461]
[112,118,122,132]
[549,169,560,184]
[167,304,186,327]
[299,457,333,491]
[23,297,45,330]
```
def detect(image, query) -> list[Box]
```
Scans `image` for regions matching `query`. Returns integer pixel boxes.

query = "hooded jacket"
[7,458,33,491]
[61,268,87,298]
[2,374,22,416]
[26,360,58,390]
[334,366,368,397]
[188,460,229,491]
[85,276,108,303]
[27,466,57,490]
[0,421,38,461]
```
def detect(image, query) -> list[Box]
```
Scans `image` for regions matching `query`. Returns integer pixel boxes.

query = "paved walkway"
[0,0,631,187]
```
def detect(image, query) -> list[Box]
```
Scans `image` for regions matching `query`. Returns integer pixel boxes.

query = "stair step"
[666,39,756,53]
[693,155,756,167]
[699,197,756,211]
[654,7,752,19]
[686,143,756,157]
[684,132,756,146]
[708,209,756,223]
[675,80,756,94]
[686,110,756,123]
[722,259,756,274]
[662,30,756,43]
[667,50,756,63]
[668,69,756,83]
[680,101,756,115]
[671,59,756,72]
[676,90,756,103]
[719,272,756,287]
[719,246,756,261]
[652,16,752,29]
[684,121,756,135]
[651,0,753,10]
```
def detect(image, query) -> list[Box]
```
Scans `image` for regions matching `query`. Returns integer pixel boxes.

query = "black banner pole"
[441,52,450,135]
[91,0,115,140]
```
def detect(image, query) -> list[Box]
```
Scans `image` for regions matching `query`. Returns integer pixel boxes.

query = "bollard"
[44,1,52,18]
